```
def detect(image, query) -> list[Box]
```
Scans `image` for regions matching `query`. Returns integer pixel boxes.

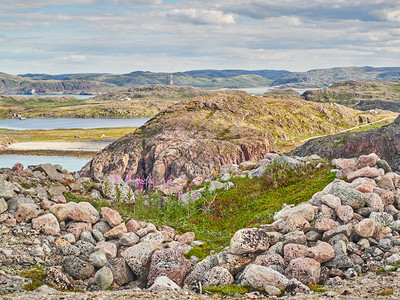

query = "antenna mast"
[169,67,173,86]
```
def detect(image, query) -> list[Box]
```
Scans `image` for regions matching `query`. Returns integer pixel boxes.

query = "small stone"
[67,222,92,240]
[177,232,196,244]
[31,213,60,235]
[283,243,307,261]
[238,264,289,289]
[106,257,134,286]
[314,218,338,232]
[95,266,113,290]
[104,223,127,239]
[335,205,354,223]
[80,231,97,245]
[94,241,117,259]
[89,252,108,268]
[149,276,181,292]
[101,207,123,228]
[119,232,140,246]
[320,194,341,209]
[356,154,378,169]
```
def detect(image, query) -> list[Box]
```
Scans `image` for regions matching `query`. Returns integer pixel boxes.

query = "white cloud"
[166,8,235,25]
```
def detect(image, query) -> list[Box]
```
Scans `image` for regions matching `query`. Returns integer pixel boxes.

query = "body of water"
[240,88,312,95]
[5,94,94,99]
[0,154,90,172]
[0,118,150,130]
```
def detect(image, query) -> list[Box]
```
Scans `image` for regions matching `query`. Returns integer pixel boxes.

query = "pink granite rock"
[95,241,118,259]
[381,191,395,207]
[283,215,311,233]
[177,232,195,244]
[352,181,374,193]
[285,257,321,284]
[126,219,141,233]
[347,167,380,182]
[67,222,92,240]
[101,207,123,228]
[52,194,67,204]
[354,218,376,238]
[365,193,384,212]
[68,202,100,224]
[334,158,356,173]
[253,253,286,268]
[41,200,55,210]
[15,203,41,222]
[378,175,396,191]
[305,242,334,263]
[335,205,354,223]
[283,243,307,261]
[314,218,338,232]
[32,213,60,235]
[104,223,127,239]
[161,225,175,240]
[356,154,378,169]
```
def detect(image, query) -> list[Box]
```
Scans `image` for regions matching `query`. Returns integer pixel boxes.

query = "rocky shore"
[1,153,400,299]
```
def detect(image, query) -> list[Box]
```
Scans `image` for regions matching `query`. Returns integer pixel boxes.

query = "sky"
[1,0,400,75]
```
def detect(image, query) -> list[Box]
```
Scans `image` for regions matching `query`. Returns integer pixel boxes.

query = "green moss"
[308,284,328,293]
[21,265,46,291]
[376,263,400,275]
[379,288,394,296]
[184,243,215,260]
[203,285,251,296]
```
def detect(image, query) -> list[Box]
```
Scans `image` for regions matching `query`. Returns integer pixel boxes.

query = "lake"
[0,154,90,172]
[0,118,150,130]
[240,88,311,95]
[5,94,94,99]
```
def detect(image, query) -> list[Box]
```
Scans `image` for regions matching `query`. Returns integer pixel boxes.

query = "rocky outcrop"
[80,93,383,185]
[292,115,400,171]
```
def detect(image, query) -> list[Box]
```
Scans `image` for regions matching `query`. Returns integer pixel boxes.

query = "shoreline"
[0,139,115,158]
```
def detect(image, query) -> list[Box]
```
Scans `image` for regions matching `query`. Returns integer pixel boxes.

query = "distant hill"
[271,66,400,88]
[303,80,400,112]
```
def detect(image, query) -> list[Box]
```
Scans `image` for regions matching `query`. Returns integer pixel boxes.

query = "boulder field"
[1,153,400,298]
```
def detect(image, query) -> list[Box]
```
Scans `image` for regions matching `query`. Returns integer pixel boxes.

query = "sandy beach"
[0,139,115,157]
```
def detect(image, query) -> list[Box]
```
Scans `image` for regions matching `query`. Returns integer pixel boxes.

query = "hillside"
[0,72,117,95]
[80,92,390,184]
[292,115,400,170]
[303,80,400,112]
[271,66,400,88]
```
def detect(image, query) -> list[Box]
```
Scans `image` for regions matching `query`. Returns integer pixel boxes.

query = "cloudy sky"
[1,0,400,75]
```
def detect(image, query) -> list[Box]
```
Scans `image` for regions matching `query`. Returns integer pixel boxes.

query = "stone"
[335,205,354,223]
[41,199,55,210]
[285,257,320,284]
[322,224,352,242]
[283,244,307,261]
[253,253,285,269]
[381,191,395,207]
[121,241,162,277]
[306,230,322,242]
[180,190,202,206]
[320,194,341,209]
[51,194,66,204]
[101,207,123,228]
[93,221,112,234]
[204,266,234,287]
[238,264,289,289]
[75,240,95,258]
[67,222,92,240]
[89,252,107,268]
[283,215,311,233]
[351,180,375,194]
[239,161,257,170]
[230,228,269,254]
[34,163,60,181]
[365,193,384,212]
[369,212,394,227]
[93,229,105,242]
[377,159,392,173]
[32,213,60,235]
[147,248,191,287]
[62,255,94,280]
[248,166,268,179]
[136,223,156,238]
[94,241,117,259]
[49,202,77,222]
[0,198,7,214]
[282,231,307,245]
[106,257,135,286]
[314,218,338,232]
[14,202,41,222]
[95,267,113,290]
[0,181,15,200]
[80,231,97,245]
[140,231,164,244]
[347,166,380,181]
[68,202,100,224]
[167,241,192,255]
[386,253,400,265]
[284,278,311,296]
[104,223,127,239]
[277,203,317,222]
[356,154,379,169]
[126,219,141,233]
[324,253,354,269]
[177,232,195,244]
[305,242,335,263]
[119,232,140,246]
[61,244,80,256]
[331,184,367,208]
[183,255,217,289]
[378,175,396,191]
[149,276,181,292]
[215,252,252,275]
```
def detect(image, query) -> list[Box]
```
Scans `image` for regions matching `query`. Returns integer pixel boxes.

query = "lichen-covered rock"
[253,253,286,269]
[147,248,191,287]
[106,257,135,286]
[285,257,320,284]
[238,264,289,289]
[283,244,307,261]
[62,255,95,280]
[230,228,269,254]
[331,184,367,208]
[204,266,234,287]
[95,266,113,290]
[0,181,14,200]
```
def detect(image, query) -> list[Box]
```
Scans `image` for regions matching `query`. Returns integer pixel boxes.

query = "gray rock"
[7,195,34,215]
[184,254,218,289]
[370,212,394,227]
[106,257,135,286]
[62,255,95,280]
[95,266,113,290]
[140,231,164,244]
[34,163,60,181]
[180,190,202,206]
[248,166,267,179]
[75,240,95,258]
[273,156,299,166]
[204,266,234,287]
[89,252,108,268]
[331,184,366,208]
[92,229,105,242]
[61,244,80,256]
[284,278,311,296]
[230,228,269,254]
[93,220,112,234]
[0,181,14,200]
[377,160,392,173]
[80,231,97,245]
[322,224,352,242]
[119,232,140,246]
[238,264,289,289]
[282,231,307,245]
[324,253,354,269]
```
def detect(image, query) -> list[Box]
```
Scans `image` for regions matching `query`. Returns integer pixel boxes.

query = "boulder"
[89,252,107,268]
[305,242,334,263]
[215,252,252,275]
[230,228,269,254]
[320,194,341,209]
[204,266,234,287]
[67,222,92,240]
[0,198,7,214]
[68,202,100,224]
[126,219,141,233]
[101,207,123,228]
[253,253,286,269]
[0,181,14,200]
[34,163,60,181]
[335,205,354,223]
[356,154,378,169]
[347,166,380,182]
[147,248,191,287]
[314,218,338,232]
[14,202,41,222]
[354,218,376,238]
[94,241,117,259]
[106,257,135,286]
[148,276,181,292]
[104,223,127,239]
[283,244,307,261]
[331,184,367,208]
[119,232,140,246]
[95,266,113,290]
[285,257,320,284]
[238,264,289,289]
[62,255,95,280]
[32,213,60,235]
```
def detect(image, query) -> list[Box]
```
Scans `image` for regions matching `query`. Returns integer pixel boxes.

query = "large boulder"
[238,264,289,289]
[106,257,135,286]
[330,184,367,208]
[32,213,60,235]
[285,257,321,284]
[0,181,14,200]
[147,248,191,287]
[62,255,95,280]
[68,202,100,224]
[230,228,269,254]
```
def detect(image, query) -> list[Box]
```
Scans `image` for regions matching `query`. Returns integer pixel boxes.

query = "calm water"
[0,118,150,130]
[5,94,94,99]
[0,154,90,172]
[240,88,310,95]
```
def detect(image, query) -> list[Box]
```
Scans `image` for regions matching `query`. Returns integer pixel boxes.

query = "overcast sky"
[1,0,400,75]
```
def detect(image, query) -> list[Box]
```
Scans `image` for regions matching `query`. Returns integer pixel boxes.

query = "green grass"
[21,265,46,291]
[203,285,251,296]
[65,159,335,252]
